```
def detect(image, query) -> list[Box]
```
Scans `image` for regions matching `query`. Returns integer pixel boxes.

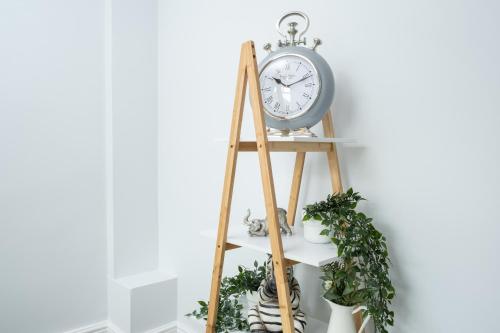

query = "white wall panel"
[158,1,500,332]
[0,1,107,332]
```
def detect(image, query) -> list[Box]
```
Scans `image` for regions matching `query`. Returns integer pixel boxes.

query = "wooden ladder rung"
[224,243,302,265]
[225,242,241,251]
[284,258,301,267]
[238,141,334,152]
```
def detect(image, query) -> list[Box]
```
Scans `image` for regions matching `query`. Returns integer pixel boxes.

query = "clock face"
[259,54,321,120]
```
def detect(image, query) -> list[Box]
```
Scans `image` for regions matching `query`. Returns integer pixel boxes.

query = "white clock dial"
[259,54,320,120]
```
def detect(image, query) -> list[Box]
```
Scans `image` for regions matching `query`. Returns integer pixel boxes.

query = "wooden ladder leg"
[287,152,306,226]
[246,41,295,333]
[205,43,248,333]
[322,110,343,193]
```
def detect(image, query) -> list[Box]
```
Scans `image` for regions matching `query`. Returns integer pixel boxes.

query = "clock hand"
[268,76,286,87]
[286,74,312,87]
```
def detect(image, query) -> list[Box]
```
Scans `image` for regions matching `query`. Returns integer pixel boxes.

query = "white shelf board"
[215,136,355,143]
[201,226,338,267]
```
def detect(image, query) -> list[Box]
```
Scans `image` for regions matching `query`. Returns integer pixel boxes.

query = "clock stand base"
[267,127,317,137]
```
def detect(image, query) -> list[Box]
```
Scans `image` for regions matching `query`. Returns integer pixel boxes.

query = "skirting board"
[64,319,329,333]
[63,321,109,333]
[63,321,183,333]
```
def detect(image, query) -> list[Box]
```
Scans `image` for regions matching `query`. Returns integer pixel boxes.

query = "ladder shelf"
[205,41,361,333]
[201,227,339,267]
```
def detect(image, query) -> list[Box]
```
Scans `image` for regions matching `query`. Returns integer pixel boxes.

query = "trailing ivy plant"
[303,188,363,223]
[187,261,266,333]
[225,260,267,295]
[187,276,249,333]
[305,189,395,333]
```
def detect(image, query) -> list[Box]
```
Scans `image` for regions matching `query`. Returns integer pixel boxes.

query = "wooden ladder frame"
[206,41,348,333]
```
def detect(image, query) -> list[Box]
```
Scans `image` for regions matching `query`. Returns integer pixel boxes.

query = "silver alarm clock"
[260,12,334,136]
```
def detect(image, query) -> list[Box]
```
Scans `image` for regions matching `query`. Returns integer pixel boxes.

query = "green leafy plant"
[225,260,267,295]
[187,261,266,333]
[307,189,395,333]
[186,295,248,333]
[303,188,363,223]
[186,276,249,333]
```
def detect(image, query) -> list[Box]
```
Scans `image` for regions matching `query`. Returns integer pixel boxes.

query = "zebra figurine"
[247,255,306,333]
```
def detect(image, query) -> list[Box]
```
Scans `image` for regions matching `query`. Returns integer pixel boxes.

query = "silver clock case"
[259,46,334,131]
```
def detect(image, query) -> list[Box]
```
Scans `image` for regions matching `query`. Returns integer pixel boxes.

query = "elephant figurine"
[243,208,293,237]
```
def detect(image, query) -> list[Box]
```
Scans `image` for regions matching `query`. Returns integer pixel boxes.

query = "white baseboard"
[64,318,326,333]
[64,321,180,333]
[175,322,191,333]
[63,321,110,333]
[142,322,178,333]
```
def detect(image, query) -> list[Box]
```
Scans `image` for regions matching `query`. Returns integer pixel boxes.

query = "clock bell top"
[264,11,322,54]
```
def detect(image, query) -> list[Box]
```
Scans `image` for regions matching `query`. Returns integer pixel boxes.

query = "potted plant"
[187,260,266,332]
[302,188,363,243]
[187,277,249,333]
[225,260,266,311]
[303,206,329,243]
[315,189,395,333]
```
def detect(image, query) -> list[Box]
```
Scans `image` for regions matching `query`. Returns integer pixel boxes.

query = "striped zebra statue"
[247,256,306,333]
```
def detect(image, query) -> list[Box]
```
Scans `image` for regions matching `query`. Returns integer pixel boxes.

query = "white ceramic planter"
[240,290,259,316]
[324,298,371,333]
[303,219,330,243]
[245,290,259,309]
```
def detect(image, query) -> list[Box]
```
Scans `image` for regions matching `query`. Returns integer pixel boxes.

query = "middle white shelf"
[201,226,338,267]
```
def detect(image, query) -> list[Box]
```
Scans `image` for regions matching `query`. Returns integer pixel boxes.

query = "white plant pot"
[245,290,259,309]
[303,219,330,243]
[324,298,371,333]
[240,290,259,316]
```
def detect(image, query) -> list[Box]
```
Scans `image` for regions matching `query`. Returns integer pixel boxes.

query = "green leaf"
[338,244,345,256]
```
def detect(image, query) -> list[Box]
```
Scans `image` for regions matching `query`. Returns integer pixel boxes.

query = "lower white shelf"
[200,226,338,267]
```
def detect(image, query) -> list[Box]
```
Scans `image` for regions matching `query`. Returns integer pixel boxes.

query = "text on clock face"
[259,55,320,119]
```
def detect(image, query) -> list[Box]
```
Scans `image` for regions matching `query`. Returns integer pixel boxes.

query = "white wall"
[0,1,168,332]
[109,0,159,279]
[158,0,500,332]
[0,1,107,332]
